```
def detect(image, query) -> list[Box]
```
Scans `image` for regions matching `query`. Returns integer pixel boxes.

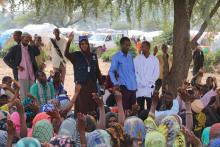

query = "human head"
[49,135,75,147]
[161,44,168,54]
[201,127,211,146]
[79,36,90,53]
[34,36,42,46]
[0,95,9,106]
[13,30,22,43]
[52,71,61,84]
[161,90,174,108]
[85,115,97,132]
[15,137,41,147]
[206,77,214,88]
[141,41,151,55]
[53,28,60,39]
[120,37,131,54]
[21,32,31,46]
[106,112,118,128]
[2,76,12,87]
[36,71,47,85]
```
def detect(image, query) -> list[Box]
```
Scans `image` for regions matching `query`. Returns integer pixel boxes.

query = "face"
[3,78,12,87]
[37,72,47,84]
[162,45,168,54]
[21,36,30,46]
[141,43,150,54]
[121,40,131,53]
[13,33,21,43]
[53,29,60,38]
[108,116,118,128]
[80,40,89,52]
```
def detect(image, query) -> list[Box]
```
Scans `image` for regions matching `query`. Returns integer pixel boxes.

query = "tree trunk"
[166,0,193,96]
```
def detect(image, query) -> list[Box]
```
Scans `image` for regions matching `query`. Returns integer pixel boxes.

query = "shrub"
[69,43,80,53]
[101,41,137,62]
[0,51,7,58]
[204,52,215,72]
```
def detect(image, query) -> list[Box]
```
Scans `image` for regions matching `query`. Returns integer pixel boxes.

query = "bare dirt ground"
[0,59,110,96]
[0,58,220,97]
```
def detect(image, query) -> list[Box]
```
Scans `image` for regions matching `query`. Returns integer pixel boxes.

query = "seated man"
[51,71,67,97]
[30,71,55,107]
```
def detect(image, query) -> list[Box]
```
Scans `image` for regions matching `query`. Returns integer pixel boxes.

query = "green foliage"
[101,41,137,62]
[151,28,173,47]
[0,51,7,58]
[204,52,215,72]
[69,43,80,52]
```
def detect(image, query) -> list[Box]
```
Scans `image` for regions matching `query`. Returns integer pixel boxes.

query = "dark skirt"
[74,80,98,115]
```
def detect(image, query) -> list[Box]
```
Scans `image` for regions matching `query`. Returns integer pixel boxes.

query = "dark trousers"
[155,79,162,91]
[137,97,152,112]
[120,86,136,110]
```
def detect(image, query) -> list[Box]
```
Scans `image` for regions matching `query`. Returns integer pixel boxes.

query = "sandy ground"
[0,59,110,97]
[1,58,220,97]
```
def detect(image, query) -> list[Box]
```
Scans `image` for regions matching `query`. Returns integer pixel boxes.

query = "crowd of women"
[0,29,219,147]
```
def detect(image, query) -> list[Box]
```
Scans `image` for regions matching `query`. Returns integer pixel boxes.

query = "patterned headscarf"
[106,123,125,146]
[58,118,80,146]
[210,123,220,140]
[124,116,146,141]
[145,131,166,147]
[15,137,41,147]
[41,103,55,112]
[56,94,70,109]
[49,135,75,147]
[158,115,180,147]
[22,97,35,121]
[173,132,186,147]
[201,127,211,145]
[0,110,9,131]
[86,129,111,147]
[32,120,54,143]
[210,137,220,147]
[0,130,7,147]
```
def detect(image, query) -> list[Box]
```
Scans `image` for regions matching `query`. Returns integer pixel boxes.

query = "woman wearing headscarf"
[49,135,76,147]
[16,137,41,147]
[32,120,54,143]
[201,127,211,146]
[65,32,102,116]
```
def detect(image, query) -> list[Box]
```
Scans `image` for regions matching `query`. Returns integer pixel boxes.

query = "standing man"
[134,41,160,112]
[156,44,172,91]
[193,42,204,76]
[13,30,22,45]
[65,32,103,115]
[3,32,40,99]
[49,28,67,84]
[109,37,137,112]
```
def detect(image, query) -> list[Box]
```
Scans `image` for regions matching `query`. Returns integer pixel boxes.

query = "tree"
[4,0,220,95]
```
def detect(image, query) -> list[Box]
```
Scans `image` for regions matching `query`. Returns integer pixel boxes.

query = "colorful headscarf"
[144,116,158,133]
[173,132,186,147]
[202,127,211,145]
[86,129,111,147]
[158,115,180,147]
[22,97,35,120]
[0,130,7,147]
[32,120,54,143]
[124,116,146,141]
[56,94,70,109]
[10,112,27,134]
[0,110,9,131]
[210,123,220,140]
[15,137,41,147]
[32,112,51,127]
[58,118,80,146]
[41,103,55,112]
[50,135,75,147]
[210,137,220,147]
[106,123,125,146]
[145,131,166,147]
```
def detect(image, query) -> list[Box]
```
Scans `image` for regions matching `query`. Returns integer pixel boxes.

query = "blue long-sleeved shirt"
[109,51,137,91]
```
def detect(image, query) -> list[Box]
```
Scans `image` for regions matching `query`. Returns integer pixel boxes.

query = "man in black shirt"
[193,42,204,76]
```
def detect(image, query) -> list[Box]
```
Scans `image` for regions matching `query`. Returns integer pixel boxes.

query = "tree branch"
[191,0,220,44]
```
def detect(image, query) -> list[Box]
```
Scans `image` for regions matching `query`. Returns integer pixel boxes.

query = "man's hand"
[68,32,74,42]
[17,66,24,71]
[92,93,104,108]
[151,90,159,106]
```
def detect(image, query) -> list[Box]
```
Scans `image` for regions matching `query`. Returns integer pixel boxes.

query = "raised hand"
[151,90,159,106]
[68,32,74,41]
[77,113,86,131]
[75,84,82,95]
[7,120,16,137]
[15,99,24,115]
[114,90,123,104]
[92,93,104,108]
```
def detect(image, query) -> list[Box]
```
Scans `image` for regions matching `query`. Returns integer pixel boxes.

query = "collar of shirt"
[119,51,131,58]
[21,43,28,50]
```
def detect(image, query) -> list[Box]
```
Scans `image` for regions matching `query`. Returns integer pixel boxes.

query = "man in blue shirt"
[109,37,137,111]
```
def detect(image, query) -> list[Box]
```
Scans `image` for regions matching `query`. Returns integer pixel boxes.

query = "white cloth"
[134,54,160,98]
[49,38,67,68]
[155,99,179,117]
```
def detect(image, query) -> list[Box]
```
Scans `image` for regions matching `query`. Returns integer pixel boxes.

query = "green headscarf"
[201,127,211,145]
[32,120,54,143]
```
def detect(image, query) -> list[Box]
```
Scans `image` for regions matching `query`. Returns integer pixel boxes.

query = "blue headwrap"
[41,103,55,112]
[79,36,88,42]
